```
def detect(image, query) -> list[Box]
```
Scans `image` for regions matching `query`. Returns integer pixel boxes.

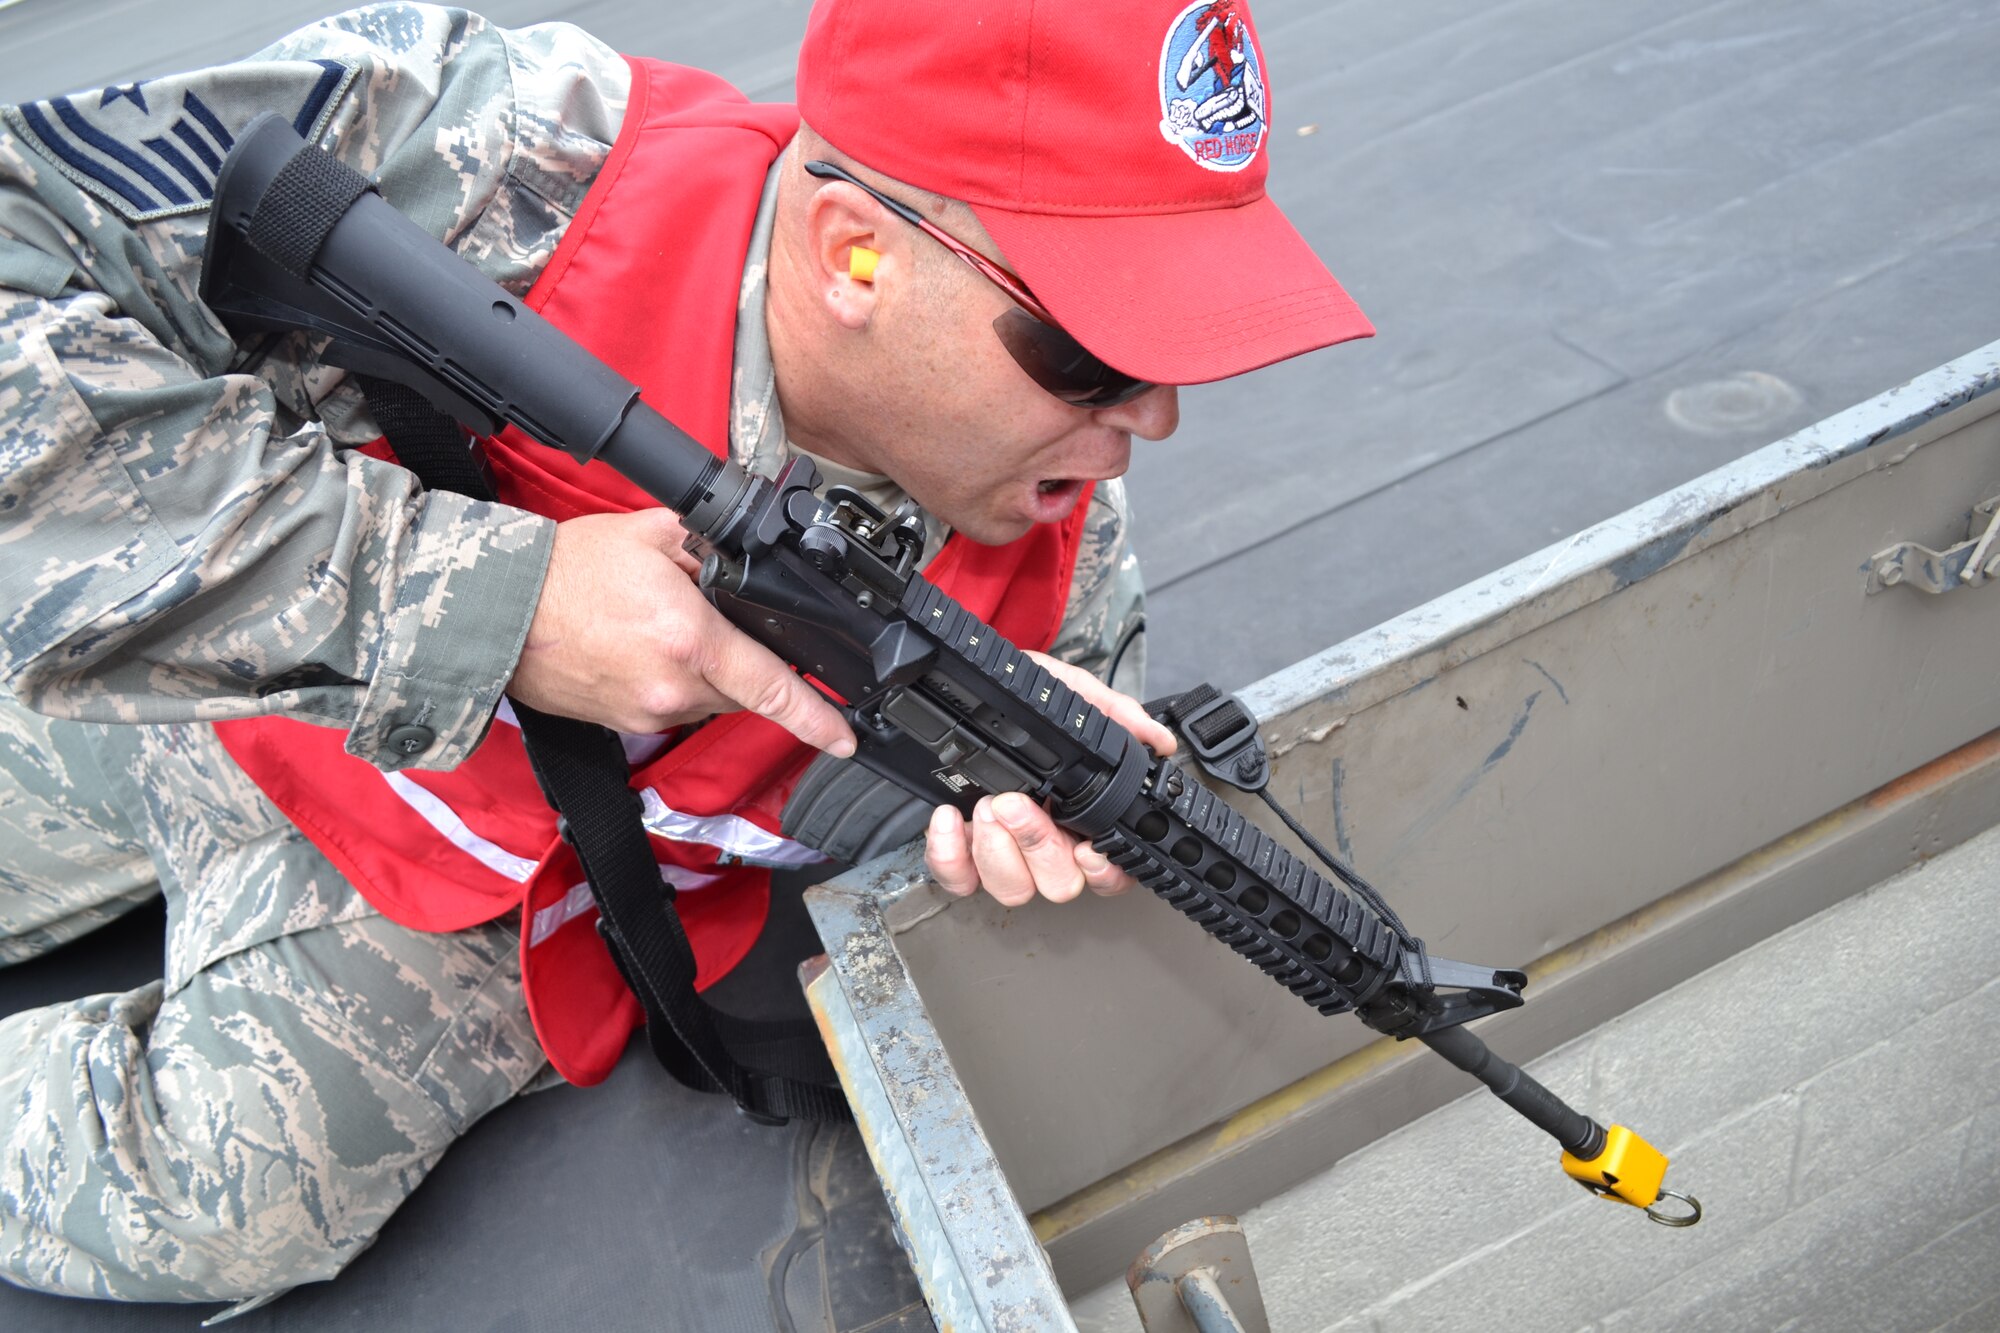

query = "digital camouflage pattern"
[0,1,1145,1305]
[0,4,623,1304]
[0,703,540,1303]
[1053,477,1147,696]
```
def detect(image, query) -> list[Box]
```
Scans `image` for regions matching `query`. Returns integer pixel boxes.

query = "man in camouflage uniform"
[0,4,1156,1305]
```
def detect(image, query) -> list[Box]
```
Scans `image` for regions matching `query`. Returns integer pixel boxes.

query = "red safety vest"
[214,57,1092,1085]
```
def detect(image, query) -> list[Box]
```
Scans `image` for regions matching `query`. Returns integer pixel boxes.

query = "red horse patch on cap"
[1157,1,1268,173]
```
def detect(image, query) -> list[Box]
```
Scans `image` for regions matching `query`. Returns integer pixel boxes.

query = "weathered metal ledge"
[806,340,2000,1320]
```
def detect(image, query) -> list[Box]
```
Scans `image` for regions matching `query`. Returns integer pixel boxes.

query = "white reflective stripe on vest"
[381,751,824,884]
[529,865,727,948]
[529,882,595,946]
[639,788,828,867]
[382,771,540,883]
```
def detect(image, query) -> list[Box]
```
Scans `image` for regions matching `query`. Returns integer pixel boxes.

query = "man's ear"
[801,181,891,331]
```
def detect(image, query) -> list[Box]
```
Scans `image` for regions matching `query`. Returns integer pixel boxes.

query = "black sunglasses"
[803,160,1157,408]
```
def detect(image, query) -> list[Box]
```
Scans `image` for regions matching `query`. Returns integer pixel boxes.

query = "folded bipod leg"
[1419,1024,1703,1227]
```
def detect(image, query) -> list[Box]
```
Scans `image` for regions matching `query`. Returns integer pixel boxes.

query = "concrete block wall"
[1073,823,2000,1333]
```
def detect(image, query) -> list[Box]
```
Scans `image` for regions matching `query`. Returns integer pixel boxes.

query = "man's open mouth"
[1029,477,1087,522]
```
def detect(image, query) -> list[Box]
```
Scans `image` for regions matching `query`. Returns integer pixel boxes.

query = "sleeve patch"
[3,57,358,224]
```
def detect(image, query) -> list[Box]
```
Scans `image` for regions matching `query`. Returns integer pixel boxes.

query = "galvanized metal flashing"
[1246,338,2000,750]
[803,339,2000,1313]
[805,846,1076,1333]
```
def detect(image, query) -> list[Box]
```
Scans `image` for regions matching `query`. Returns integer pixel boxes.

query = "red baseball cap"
[796,0,1373,386]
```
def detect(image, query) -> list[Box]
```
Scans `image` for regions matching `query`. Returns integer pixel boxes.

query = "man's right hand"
[508,509,856,755]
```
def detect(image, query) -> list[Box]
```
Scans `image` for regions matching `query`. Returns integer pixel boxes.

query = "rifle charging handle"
[798,527,850,580]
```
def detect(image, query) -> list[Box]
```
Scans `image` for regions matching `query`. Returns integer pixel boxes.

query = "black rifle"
[199,114,1697,1224]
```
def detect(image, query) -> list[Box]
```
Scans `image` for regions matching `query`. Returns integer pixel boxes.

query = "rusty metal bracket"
[1866,494,2000,594]
[1127,1218,1271,1333]
[800,867,1082,1332]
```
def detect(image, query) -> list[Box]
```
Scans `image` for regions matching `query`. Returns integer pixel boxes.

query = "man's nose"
[1096,384,1180,440]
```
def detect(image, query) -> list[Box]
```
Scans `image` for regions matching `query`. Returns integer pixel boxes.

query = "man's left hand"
[923,653,1177,906]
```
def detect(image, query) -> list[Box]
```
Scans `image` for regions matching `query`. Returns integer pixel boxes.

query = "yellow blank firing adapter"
[1562,1124,1702,1226]
[848,245,880,282]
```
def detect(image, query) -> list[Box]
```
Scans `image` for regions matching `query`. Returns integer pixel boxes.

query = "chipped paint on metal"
[806,844,1080,1331]
[1381,690,1543,869]
[1606,522,1705,588]
[1524,660,1571,705]
[1329,756,1355,863]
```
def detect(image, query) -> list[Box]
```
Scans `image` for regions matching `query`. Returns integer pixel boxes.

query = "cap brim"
[970,194,1373,387]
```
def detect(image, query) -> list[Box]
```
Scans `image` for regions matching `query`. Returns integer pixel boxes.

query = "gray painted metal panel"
[1067,815,2000,1332]
[1041,725,2000,1290]
[806,343,2000,1308]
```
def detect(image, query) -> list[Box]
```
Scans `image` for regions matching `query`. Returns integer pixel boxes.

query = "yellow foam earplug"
[848,245,880,282]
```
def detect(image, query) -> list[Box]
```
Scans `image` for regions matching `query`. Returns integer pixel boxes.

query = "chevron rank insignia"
[6,57,356,223]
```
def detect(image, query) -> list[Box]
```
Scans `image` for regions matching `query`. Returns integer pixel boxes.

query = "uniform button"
[386,724,436,757]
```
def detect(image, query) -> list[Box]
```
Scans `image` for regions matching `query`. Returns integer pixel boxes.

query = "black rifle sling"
[359,379,848,1125]
[235,149,846,1122]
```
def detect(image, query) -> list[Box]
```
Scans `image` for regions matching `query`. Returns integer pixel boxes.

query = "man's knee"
[0,917,540,1303]
[0,980,373,1301]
